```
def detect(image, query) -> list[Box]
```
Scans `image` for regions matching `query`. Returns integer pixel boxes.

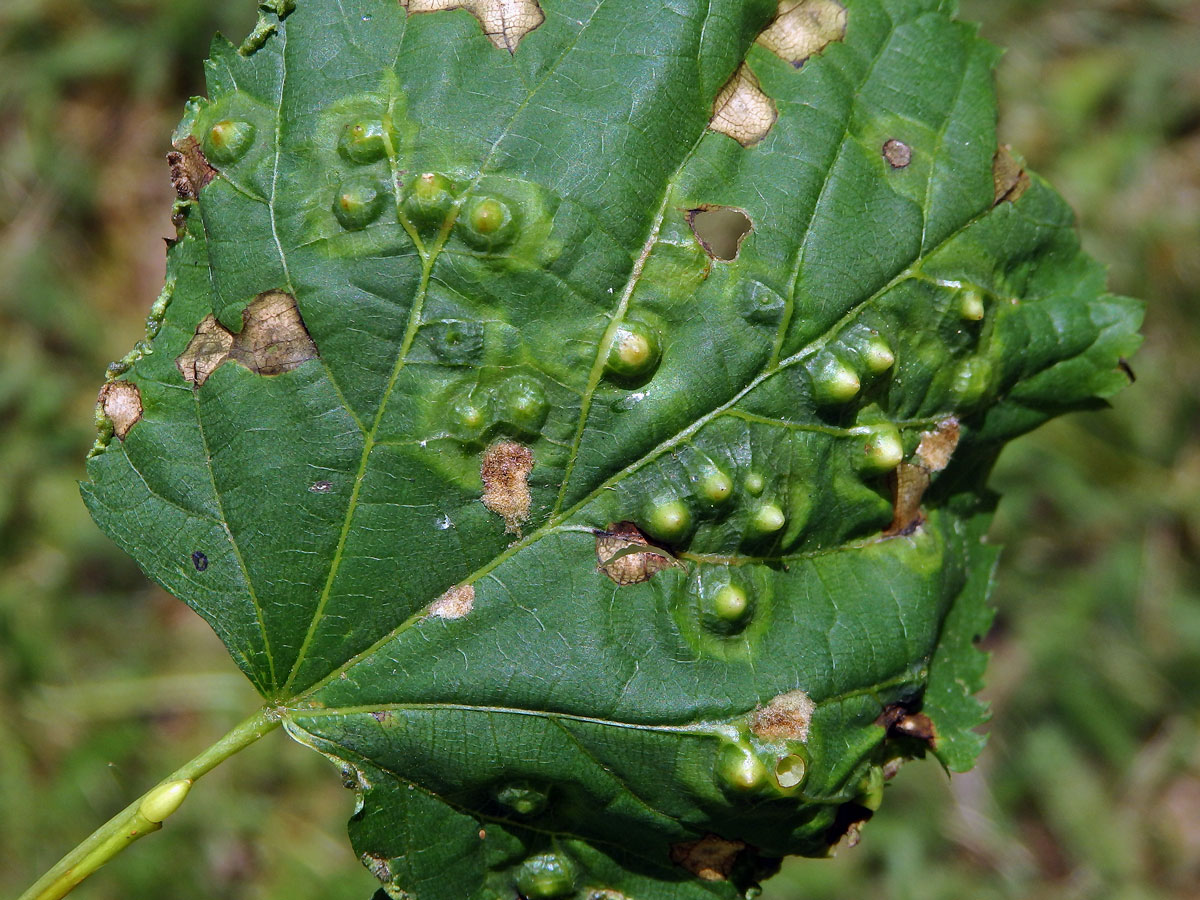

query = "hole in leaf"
[687,207,752,261]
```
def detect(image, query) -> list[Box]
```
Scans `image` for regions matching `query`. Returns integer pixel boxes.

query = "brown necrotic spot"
[401,0,544,52]
[595,522,678,586]
[167,136,216,200]
[877,704,938,748]
[750,689,815,742]
[97,381,142,440]
[480,440,533,534]
[992,144,1031,205]
[709,64,776,147]
[429,583,475,619]
[758,0,847,67]
[669,835,746,882]
[176,291,316,386]
[882,138,912,169]
[915,417,960,472]
[884,463,930,537]
[686,206,753,261]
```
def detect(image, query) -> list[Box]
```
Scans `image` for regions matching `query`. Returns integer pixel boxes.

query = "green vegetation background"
[1,1,1197,897]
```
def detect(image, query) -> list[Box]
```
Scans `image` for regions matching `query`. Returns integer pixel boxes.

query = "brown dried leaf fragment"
[481,440,533,534]
[877,704,938,747]
[758,0,847,67]
[176,291,316,386]
[401,0,544,52]
[884,463,930,536]
[915,417,959,472]
[709,64,777,147]
[595,522,678,586]
[98,381,142,440]
[167,136,216,199]
[882,138,912,169]
[750,689,816,742]
[429,583,475,619]
[993,144,1031,206]
[669,835,746,882]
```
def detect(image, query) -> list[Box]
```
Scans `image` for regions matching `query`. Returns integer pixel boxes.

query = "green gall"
[699,469,733,503]
[861,336,895,374]
[606,321,661,379]
[644,499,691,542]
[138,779,192,824]
[403,172,456,230]
[958,288,986,322]
[332,176,386,231]
[950,356,993,407]
[856,423,904,475]
[495,782,548,817]
[749,502,785,535]
[447,389,493,442]
[497,376,548,433]
[337,120,391,164]
[717,742,766,792]
[204,119,255,165]
[774,754,807,790]
[744,472,765,496]
[856,766,885,811]
[458,195,517,250]
[515,852,576,900]
[807,352,861,405]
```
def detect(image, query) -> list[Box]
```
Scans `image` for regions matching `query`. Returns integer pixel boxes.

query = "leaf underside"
[82,0,1140,897]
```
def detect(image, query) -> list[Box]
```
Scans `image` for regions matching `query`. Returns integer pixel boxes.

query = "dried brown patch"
[429,583,475,619]
[750,689,815,742]
[481,440,533,533]
[98,381,142,440]
[992,145,1031,206]
[401,0,544,52]
[167,136,216,199]
[882,139,911,169]
[884,463,930,536]
[876,704,937,747]
[595,522,678,586]
[758,0,847,67]
[176,291,316,386]
[915,417,959,472]
[686,206,753,261]
[709,64,777,147]
[669,835,745,882]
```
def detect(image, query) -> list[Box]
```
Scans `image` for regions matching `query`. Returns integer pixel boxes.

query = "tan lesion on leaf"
[481,440,534,534]
[669,834,746,882]
[750,689,815,742]
[915,417,960,472]
[886,417,960,535]
[400,0,544,52]
[993,144,1031,205]
[595,522,680,586]
[176,290,317,386]
[429,583,475,619]
[757,0,847,68]
[97,381,142,440]
[167,136,216,199]
[709,64,777,147]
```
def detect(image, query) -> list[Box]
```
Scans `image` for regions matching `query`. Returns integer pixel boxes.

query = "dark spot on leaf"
[877,704,938,747]
[1118,357,1137,383]
[687,206,753,261]
[882,139,912,169]
[824,803,872,851]
[309,481,333,493]
[167,136,216,199]
[669,834,746,882]
[192,551,208,572]
[992,144,1031,205]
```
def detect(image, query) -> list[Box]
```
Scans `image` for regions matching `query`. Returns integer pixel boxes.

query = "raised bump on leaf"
[401,0,544,53]
[605,320,661,380]
[757,0,847,67]
[709,63,776,147]
[516,852,576,900]
[204,119,255,165]
[332,176,387,230]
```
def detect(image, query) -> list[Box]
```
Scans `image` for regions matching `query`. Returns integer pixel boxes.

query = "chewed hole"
[687,207,752,261]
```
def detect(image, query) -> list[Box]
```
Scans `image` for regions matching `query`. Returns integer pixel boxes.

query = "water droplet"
[644,498,691,542]
[309,480,333,493]
[204,119,255,165]
[516,852,576,900]
[332,176,386,231]
[605,320,661,380]
[435,513,453,530]
[337,120,391,164]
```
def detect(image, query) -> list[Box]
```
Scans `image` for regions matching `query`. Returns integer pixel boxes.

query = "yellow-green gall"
[861,335,895,374]
[645,498,691,542]
[699,469,733,503]
[713,584,749,621]
[497,376,548,434]
[958,288,986,321]
[749,502,785,535]
[606,321,661,379]
[744,472,765,496]
[332,176,386,231]
[458,195,517,249]
[138,779,192,824]
[447,389,493,442]
[807,352,860,405]
[516,853,576,900]
[204,119,255,165]
[857,423,904,475]
[403,172,456,230]
[717,742,766,792]
[337,119,391,164]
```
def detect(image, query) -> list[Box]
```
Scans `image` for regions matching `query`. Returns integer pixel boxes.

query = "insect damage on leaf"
[669,835,747,882]
[480,440,534,533]
[594,522,679,585]
[166,136,216,199]
[687,206,753,261]
[915,417,961,472]
[750,689,816,742]
[176,291,316,386]
[992,144,1032,205]
[709,63,777,147]
[882,138,912,169]
[757,0,847,67]
[96,381,142,440]
[429,583,475,619]
[401,0,545,52]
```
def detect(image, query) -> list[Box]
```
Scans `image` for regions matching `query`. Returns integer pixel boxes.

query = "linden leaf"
[81,0,1141,897]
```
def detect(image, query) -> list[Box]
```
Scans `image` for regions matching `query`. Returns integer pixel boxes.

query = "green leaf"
[81,0,1141,896]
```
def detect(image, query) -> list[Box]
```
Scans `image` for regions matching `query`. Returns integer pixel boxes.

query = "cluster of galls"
[446,375,548,444]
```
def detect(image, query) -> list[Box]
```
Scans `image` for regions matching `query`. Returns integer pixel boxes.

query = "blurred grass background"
[1,1,1197,897]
